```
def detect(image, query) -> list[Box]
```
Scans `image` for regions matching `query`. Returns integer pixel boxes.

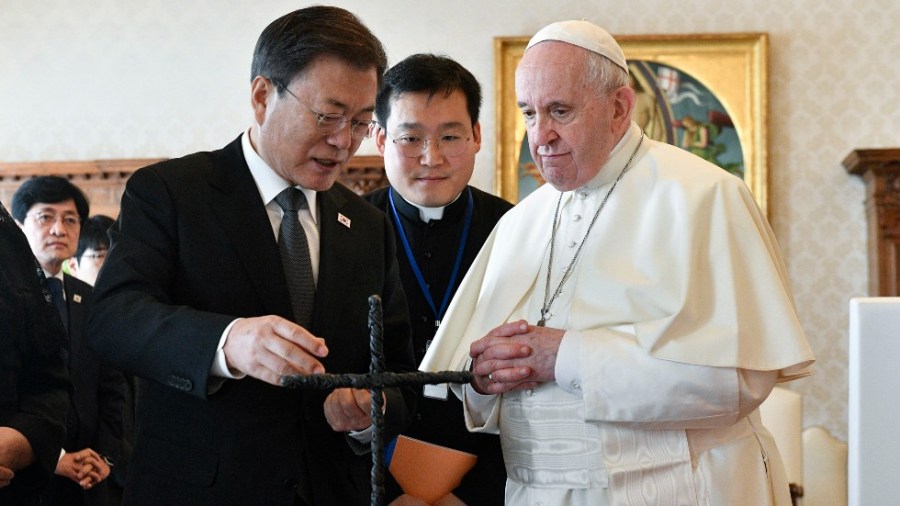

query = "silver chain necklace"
[537,131,645,327]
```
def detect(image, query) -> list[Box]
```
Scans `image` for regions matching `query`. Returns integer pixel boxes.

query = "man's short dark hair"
[11,176,89,224]
[375,54,482,128]
[76,214,114,260]
[250,6,387,93]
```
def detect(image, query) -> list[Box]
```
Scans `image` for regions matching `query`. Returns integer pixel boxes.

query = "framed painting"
[494,33,769,214]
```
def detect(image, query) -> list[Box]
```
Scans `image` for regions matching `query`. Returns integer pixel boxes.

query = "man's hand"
[469,320,564,394]
[388,492,465,505]
[223,315,329,385]
[0,427,34,472]
[323,388,381,432]
[388,493,428,506]
[56,448,110,489]
[0,465,13,489]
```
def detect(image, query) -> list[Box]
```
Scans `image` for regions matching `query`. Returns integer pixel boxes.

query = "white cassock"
[421,122,815,506]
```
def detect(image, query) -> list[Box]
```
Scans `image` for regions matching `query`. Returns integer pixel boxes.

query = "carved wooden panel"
[0,159,163,218]
[0,155,387,218]
[339,155,389,195]
[844,148,900,296]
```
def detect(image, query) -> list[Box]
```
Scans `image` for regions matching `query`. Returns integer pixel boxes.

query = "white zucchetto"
[526,20,628,72]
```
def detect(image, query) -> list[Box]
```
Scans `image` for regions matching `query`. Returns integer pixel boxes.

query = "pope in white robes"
[420,20,814,506]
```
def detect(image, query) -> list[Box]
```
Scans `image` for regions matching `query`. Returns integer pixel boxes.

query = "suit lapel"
[62,274,87,362]
[314,186,351,320]
[207,138,293,319]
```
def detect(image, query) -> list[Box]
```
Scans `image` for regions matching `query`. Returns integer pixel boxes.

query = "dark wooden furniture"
[0,155,387,216]
[844,148,900,296]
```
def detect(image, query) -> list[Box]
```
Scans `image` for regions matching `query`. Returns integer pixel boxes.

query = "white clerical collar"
[398,192,463,223]
[581,121,645,193]
[241,129,318,224]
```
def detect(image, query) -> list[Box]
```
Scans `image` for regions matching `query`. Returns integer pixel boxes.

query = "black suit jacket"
[365,186,512,505]
[0,203,70,505]
[44,275,126,506]
[87,136,415,506]
[61,274,126,460]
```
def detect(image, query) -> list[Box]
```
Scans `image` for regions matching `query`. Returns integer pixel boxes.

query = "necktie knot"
[275,187,307,213]
[46,276,63,299]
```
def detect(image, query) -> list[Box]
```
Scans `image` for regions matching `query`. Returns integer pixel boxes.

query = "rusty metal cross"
[282,295,472,506]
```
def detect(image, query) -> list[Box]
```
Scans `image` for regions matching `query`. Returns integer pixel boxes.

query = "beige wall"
[3,0,898,440]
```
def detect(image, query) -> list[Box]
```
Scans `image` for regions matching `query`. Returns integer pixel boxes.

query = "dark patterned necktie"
[275,187,315,328]
[46,276,68,332]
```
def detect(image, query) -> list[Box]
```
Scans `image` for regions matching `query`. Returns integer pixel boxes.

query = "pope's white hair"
[585,50,629,96]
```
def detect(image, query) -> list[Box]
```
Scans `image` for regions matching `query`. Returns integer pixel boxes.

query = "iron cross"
[282,295,472,506]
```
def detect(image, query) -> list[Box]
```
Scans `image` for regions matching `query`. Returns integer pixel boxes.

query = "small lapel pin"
[337,213,351,229]
[73,294,82,303]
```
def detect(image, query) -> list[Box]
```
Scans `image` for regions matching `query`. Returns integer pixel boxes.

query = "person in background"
[0,200,71,505]
[66,213,133,504]
[12,177,126,506]
[86,6,415,505]
[422,20,814,505]
[365,54,511,506]
[67,215,114,287]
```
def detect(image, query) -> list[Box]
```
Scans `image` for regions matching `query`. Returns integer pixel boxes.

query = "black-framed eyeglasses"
[273,80,375,140]
[383,131,472,158]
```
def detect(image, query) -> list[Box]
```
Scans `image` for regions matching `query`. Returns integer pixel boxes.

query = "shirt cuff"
[349,425,373,444]
[210,319,247,379]
[463,383,497,411]
[554,330,583,394]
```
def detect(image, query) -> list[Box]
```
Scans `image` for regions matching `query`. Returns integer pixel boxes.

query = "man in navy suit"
[12,176,126,506]
[87,6,415,505]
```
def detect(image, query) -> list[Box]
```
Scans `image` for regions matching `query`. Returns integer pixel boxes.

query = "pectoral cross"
[537,308,552,327]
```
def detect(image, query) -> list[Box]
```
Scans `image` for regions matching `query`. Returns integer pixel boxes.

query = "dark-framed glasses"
[273,80,375,140]
[384,131,472,158]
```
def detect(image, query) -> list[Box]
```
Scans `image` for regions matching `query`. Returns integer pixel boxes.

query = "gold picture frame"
[494,33,768,214]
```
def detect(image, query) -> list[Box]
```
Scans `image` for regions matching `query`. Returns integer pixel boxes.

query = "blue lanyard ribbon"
[388,187,473,327]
